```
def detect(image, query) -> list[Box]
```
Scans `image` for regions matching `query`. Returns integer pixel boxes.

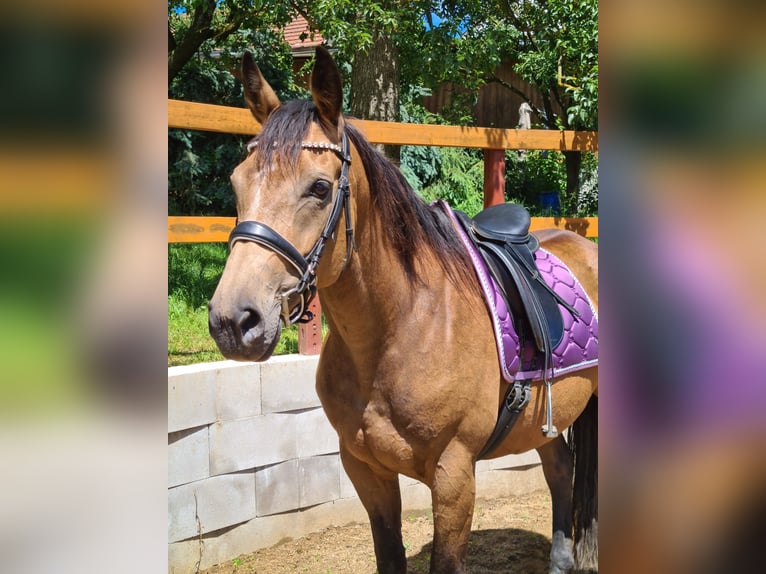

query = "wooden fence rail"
[168,215,598,243]
[169,99,597,151]
[168,99,598,354]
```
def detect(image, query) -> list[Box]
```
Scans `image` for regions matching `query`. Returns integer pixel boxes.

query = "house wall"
[422,59,565,129]
[168,356,547,573]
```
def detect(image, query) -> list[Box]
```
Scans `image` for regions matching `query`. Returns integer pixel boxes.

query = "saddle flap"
[480,242,565,350]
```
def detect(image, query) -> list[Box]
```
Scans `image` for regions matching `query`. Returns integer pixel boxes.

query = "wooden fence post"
[483,149,506,208]
[298,297,322,355]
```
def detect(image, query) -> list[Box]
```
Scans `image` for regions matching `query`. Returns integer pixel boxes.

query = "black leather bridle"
[228,132,356,325]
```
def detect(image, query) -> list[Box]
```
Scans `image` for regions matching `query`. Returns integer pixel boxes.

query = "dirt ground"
[201,489,552,574]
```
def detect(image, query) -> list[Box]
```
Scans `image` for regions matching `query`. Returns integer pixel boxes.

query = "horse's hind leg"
[430,440,476,574]
[537,436,576,574]
[339,447,406,574]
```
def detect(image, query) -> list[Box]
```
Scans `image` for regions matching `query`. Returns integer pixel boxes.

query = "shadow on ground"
[406,528,551,574]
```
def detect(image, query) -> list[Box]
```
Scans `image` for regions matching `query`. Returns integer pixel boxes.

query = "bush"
[419,147,486,216]
[505,150,566,214]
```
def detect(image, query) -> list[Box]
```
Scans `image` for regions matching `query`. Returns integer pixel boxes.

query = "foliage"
[168,0,306,81]
[505,149,597,216]
[169,30,305,216]
[168,297,224,366]
[168,0,597,217]
[507,0,599,131]
[419,147,485,217]
[306,0,597,205]
[327,0,599,132]
[168,294,301,366]
[399,86,442,192]
[575,152,598,216]
[505,150,565,212]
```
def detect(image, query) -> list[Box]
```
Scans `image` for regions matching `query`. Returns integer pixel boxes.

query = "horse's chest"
[356,409,419,476]
[322,390,419,477]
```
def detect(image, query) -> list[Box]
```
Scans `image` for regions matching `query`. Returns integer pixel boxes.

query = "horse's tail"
[570,393,598,570]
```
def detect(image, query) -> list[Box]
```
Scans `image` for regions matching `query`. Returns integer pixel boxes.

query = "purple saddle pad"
[436,200,599,383]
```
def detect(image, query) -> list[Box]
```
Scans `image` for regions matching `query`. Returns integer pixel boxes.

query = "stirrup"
[541,378,558,437]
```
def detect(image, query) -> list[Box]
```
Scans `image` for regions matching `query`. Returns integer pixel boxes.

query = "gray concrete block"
[168,473,256,542]
[489,450,540,470]
[209,414,297,475]
[475,464,546,500]
[295,407,338,458]
[169,500,371,573]
[261,354,320,413]
[298,455,340,508]
[214,361,262,421]
[201,512,300,571]
[475,458,493,473]
[168,538,200,574]
[255,460,300,516]
[400,480,432,511]
[168,364,217,432]
[399,473,421,487]
[168,426,210,488]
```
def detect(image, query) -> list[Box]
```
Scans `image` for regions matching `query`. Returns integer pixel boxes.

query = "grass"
[168,243,300,367]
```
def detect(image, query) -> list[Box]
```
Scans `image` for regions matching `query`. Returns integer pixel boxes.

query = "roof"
[283,15,324,53]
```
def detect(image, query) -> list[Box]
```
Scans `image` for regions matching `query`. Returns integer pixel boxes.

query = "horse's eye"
[310,179,332,198]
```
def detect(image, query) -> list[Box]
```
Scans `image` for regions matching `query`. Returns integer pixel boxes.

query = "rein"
[228,131,357,325]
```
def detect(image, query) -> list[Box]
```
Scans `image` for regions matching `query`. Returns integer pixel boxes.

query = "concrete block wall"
[168,356,546,573]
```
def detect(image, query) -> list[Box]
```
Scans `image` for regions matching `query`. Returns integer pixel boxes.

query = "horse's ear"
[240,52,280,125]
[310,46,344,142]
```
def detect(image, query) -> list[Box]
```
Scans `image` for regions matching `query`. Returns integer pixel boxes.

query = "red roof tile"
[283,15,324,50]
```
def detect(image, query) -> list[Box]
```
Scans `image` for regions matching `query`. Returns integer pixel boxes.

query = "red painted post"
[483,149,506,208]
[297,297,322,355]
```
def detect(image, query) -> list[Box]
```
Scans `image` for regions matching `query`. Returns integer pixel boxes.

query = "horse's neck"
[319,205,430,355]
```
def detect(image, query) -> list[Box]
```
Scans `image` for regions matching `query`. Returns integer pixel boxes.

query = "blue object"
[539,192,561,215]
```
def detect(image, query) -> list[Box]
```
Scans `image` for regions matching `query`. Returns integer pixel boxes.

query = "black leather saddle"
[455,203,579,359]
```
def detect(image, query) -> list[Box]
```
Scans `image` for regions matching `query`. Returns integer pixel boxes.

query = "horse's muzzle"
[208,300,281,362]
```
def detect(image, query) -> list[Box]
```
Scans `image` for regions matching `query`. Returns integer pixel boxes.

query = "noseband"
[228,132,356,325]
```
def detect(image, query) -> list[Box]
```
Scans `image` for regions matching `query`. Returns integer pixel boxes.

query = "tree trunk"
[168,0,217,83]
[563,150,582,213]
[349,33,400,163]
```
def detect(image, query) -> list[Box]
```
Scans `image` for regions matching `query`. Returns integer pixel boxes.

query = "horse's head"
[208,47,354,361]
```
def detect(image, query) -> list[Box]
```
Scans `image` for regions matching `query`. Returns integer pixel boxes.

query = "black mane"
[344,123,473,288]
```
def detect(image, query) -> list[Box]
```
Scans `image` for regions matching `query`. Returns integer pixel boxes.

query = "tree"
[303,1,432,162]
[167,0,597,213]
[412,0,597,199]
[502,0,598,199]
[169,27,304,216]
[168,0,305,82]
[306,0,596,195]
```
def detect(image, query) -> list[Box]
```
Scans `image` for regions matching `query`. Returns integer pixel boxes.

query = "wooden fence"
[168,98,598,354]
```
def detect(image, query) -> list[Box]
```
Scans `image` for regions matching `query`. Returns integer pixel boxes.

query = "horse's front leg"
[430,440,476,574]
[339,446,406,574]
[537,436,576,574]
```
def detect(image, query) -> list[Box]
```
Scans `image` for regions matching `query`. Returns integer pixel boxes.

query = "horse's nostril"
[238,307,262,337]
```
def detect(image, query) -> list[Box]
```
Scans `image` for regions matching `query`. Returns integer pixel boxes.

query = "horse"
[208,46,598,574]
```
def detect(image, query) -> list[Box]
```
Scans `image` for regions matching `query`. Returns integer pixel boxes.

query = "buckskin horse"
[208,47,598,574]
